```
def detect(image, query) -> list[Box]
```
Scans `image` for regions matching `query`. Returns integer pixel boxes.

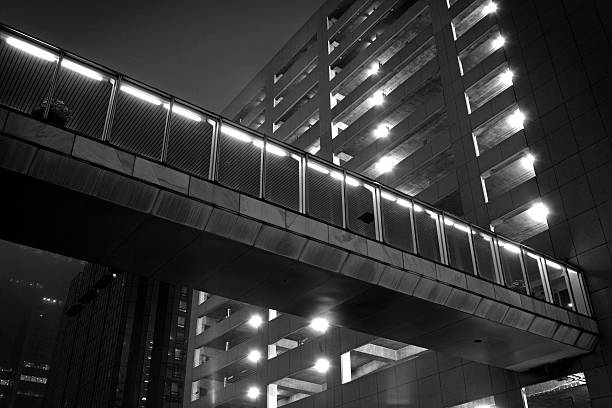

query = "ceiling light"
[120,85,162,106]
[247,386,260,400]
[61,59,103,81]
[373,124,389,138]
[313,358,330,373]
[482,1,497,15]
[247,314,263,328]
[492,34,505,49]
[500,69,513,86]
[369,91,385,106]
[162,103,202,122]
[366,61,380,76]
[247,350,262,363]
[527,202,549,222]
[6,37,57,62]
[520,153,535,170]
[507,109,525,129]
[310,317,329,333]
[375,157,395,173]
[221,125,252,142]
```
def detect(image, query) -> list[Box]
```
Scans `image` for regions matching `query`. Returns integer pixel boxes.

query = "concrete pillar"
[341,351,352,384]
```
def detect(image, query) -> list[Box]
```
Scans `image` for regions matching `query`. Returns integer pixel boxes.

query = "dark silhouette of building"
[45,264,191,408]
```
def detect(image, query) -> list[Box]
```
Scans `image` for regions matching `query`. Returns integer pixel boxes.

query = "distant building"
[45,264,191,408]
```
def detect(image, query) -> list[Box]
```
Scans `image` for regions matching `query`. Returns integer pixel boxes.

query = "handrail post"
[42,50,64,120]
[161,97,174,163]
[102,76,121,142]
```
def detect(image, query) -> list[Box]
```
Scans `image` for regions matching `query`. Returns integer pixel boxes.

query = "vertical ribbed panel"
[54,66,113,139]
[0,37,56,115]
[306,162,343,227]
[414,208,441,262]
[217,132,261,197]
[523,252,546,301]
[166,111,213,178]
[444,220,474,274]
[345,178,375,238]
[546,264,572,308]
[109,85,167,160]
[264,145,300,211]
[381,194,414,253]
[472,231,497,283]
[498,240,526,294]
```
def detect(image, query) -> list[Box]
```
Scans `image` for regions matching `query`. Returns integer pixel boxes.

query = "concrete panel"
[5,112,74,153]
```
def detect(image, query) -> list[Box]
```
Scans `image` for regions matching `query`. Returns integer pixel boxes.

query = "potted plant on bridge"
[32,98,73,127]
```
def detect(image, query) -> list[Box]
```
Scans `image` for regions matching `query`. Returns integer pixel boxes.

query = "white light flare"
[162,103,202,122]
[527,202,549,223]
[6,37,57,61]
[310,317,329,333]
[61,59,104,81]
[492,34,505,50]
[313,358,331,373]
[507,109,525,129]
[375,157,395,173]
[120,85,162,106]
[247,314,263,328]
[373,124,389,138]
[499,69,513,86]
[482,1,497,15]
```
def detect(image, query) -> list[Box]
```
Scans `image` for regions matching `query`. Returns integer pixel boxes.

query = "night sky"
[2,0,326,112]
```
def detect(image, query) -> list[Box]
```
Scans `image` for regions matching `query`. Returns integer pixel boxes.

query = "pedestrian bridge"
[0,25,598,371]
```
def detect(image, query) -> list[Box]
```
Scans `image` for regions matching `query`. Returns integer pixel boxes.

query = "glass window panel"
[217,125,262,197]
[414,205,441,262]
[546,261,574,311]
[381,192,414,253]
[498,241,527,294]
[345,177,376,239]
[53,59,113,138]
[567,269,590,315]
[444,217,474,274]
[166,106,214,178]
[472,231,497,282]
[522,252,547,301]
[109,83,168,159]
[0,33,58,115]
[306,161,343,227]
[264,143,301,211]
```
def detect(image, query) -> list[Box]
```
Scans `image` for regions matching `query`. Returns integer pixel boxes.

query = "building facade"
[45,264,192,408]
[191,0,612,407]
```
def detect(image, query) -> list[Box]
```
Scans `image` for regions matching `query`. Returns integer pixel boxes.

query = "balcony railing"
[0,24,594,318]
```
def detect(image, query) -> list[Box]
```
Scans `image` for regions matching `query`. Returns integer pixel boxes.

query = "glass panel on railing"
[52,58,113,139]
[166,104,214,178]
[264,142,301,211]
[472,230,497,282]
[345,176,376,239]
[380,191,415,253]
[444,217,475,274]
[217,124,262,197]
[306,160,343,227]
[546,261,575,311]
[109,83,168,159]
[0,33,58,116]
[522,251,547,301]
[498,240,527,294]
[567,269,590,315]
[414,204,442,262]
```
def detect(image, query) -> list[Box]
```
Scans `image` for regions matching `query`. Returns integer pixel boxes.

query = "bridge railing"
[0,26,593,318]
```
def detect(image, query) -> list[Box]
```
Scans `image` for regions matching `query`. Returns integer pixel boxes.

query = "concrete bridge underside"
[0,108,597,372]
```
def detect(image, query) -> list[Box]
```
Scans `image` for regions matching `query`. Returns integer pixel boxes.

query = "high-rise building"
[181,0,612,407]
[45,264,192,408]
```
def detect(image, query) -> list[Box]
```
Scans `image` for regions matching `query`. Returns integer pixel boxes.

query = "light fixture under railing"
[61,59,104,81]
[308,161,330,174]
[345,176,360,187]
[6,36,57,62]
[265,143,287,157]
[397,198,411,208]
[330,171,343,181]
[500,242,521,254]
[545,260,562,270]
[381,191,396,201]
[221,125,252,143]
[120,85,162,105]
[413,204,423,212]
[162,103,202,122]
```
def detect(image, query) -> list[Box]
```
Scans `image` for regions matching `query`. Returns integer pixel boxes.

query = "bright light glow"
[527,202,549,223]
[6,37,57,61]
[247,314,263,328]
[252,139,264,149]
[221,125,252,143]
[444,217,454,226]
[526,252,540,260]
[308,162,329,174]
[454,223,470,233]
[247,350,262,363]
[120,85,162,105]
[345,176,360,187]
[520,153,535,170]
[500,69,513,86]
[162,103,202,122]
[507,109,525,129]
[426,210,438,219]
[61,59,103,81]
[330,171,343,181]
[266,144,287,157]
[397,198,411,208]
[500,242,521,254]
[313,358,331,373]
[247,386,260,400]
[366,62,380,76]
[482,1,497,15]
[381,191,396,201]
[310,317,329,333]
[546,260,562,270]
[492,34,505,49]
[413,204,423,212]
[373,124,389,138]
[375,156,395,173]
[369,91,385,106]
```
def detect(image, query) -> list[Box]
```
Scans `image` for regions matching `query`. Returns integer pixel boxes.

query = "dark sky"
[2,0,326,112]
